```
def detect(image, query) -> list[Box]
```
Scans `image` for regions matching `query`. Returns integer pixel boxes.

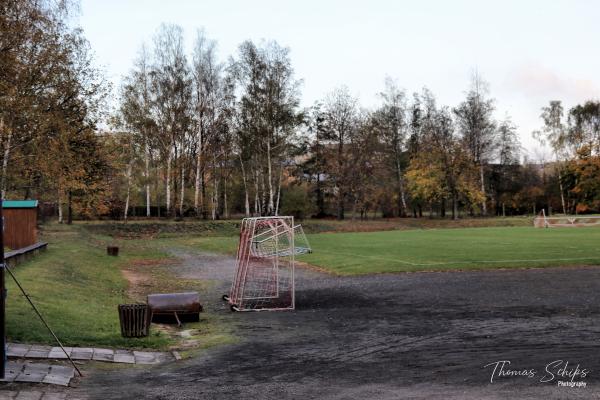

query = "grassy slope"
[176,225,600,275]
[6,223,174,348]
[7,224,235,350]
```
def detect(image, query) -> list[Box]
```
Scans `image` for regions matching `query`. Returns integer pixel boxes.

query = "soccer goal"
[223,216,312,312]
[533,209,600,228]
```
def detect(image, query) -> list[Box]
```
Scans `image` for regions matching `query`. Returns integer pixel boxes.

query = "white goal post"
[533,209,600,228]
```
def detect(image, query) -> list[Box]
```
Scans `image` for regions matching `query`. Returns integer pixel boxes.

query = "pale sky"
[79,0,600,156]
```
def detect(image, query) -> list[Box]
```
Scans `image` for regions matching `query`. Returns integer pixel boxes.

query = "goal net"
[224,216,311,311]
[533,209,600,228]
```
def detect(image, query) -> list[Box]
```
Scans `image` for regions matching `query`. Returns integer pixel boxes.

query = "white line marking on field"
[313,249,600,267]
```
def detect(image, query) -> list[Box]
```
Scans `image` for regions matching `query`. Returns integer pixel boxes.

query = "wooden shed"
[3,200,38,250]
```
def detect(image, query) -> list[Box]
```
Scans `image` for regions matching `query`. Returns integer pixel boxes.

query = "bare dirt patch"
[121,258,179,301]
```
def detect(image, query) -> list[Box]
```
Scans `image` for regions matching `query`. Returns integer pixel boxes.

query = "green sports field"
[187,226,600,275]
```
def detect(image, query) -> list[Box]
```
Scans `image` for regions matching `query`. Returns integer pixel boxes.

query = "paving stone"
[69,348,92,361]
[0,362,73,387]
[7,344,31,358]
[48,366,74,379]
[133,351,158,365]
[29,346,51,352]
[41,374,71,387]
[22,363,50,374]
[23,351,49,359]
[47,348,72,360]
[15,392,43,400]
[91,348,114,362]
[7,343,172,366]
[24,346,51,359]
[0,390,17,399]
[0,362,23,383]
[14,371,45,384]
[26,353,48,359]
[113,353,135,364]
[133,351,157,359]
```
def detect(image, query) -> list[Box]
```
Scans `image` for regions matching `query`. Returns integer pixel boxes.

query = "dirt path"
[77,247,600,399]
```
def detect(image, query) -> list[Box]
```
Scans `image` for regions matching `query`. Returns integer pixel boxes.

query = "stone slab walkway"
[0,390,82,400]
[7,344,177,365]
[0,361,74,387]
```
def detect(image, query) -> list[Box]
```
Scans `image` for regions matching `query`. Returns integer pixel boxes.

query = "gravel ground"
[76,248,600,399]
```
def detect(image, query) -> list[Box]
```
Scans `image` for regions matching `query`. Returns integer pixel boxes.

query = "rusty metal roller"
[147,292,203,327]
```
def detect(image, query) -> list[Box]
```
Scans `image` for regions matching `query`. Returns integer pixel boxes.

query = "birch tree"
[119,46,155,216]
[324,86,358,220]
[192,29,222,218]
[375,77,409,216]
[233,40,301,215]
[150,24,192,217]
[533,101,568,215]
[453,73,497,215]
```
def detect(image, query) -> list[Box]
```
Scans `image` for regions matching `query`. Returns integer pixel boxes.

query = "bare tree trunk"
[179,166,185,217]
[57,188,63,223]
[211,157,218,220]
[479,163,487,215]
[254,169,260,216]
[124,161,133,222]
[194,137,202,216]
[1,124,12,199]
[156,165,161,218]
[201,167,206,219]
[274,162,283,216]
[396,158,407,217]
[266,140,274,214]
[166,149,172,216]
[260,170,267,215]
[223,173,229,219]
[452,192,458,220]
[144,142,151,217]
[240,156,250,217]
[558,168,567,215]
[337,184,345,220]
[316,173,324,217]
[67,190,73,225]
[337,137,344,220]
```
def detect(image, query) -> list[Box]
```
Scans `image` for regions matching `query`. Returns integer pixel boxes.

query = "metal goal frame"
[225,216,300,312]
[533,209,600,228]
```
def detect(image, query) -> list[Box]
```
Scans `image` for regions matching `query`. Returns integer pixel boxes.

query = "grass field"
[302,226,600,274]
[181,225,600,275]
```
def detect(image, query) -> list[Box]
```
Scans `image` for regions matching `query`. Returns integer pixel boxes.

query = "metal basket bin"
[118,304,150,338]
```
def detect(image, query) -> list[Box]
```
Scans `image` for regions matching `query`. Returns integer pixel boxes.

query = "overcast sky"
[79,0,600,156]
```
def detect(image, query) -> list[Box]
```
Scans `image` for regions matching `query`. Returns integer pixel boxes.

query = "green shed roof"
[3,200,38,208]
